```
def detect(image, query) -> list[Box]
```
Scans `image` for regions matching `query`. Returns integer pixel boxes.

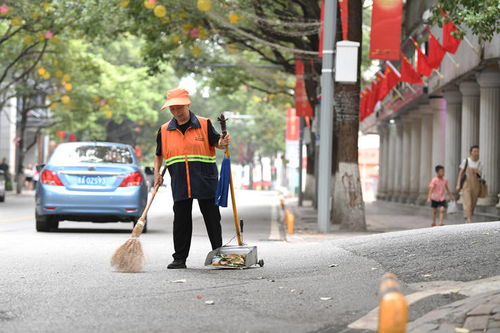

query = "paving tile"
[468,304,495,316]
[409,323,439,332]
[435,323,459,332]
[489,319,500,328]
[494,313,500,320]
[464,315,490,330]
[489,294,500,304]
[492,306,500,314]
[485,328,500,333]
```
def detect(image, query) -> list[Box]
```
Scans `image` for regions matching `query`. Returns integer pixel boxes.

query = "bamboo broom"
[110,165,167,273]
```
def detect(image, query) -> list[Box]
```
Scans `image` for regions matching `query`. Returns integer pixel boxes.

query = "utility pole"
[317,0,337,232]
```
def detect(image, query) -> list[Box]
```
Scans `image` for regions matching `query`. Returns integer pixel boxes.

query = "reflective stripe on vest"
[165,154,216,166]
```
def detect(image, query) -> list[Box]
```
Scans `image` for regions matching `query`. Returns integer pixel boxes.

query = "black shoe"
[167,259,187,269]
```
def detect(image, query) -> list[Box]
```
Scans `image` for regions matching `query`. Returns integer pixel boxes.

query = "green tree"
[428,0,500,42]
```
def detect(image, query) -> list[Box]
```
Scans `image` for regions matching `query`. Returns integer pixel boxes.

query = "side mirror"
[144,166,154,175]
[36,164,45,172]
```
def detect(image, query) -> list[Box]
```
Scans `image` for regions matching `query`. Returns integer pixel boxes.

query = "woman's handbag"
[478,178,488,198]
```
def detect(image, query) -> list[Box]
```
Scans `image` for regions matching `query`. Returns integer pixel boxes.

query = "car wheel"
[0,194,4,202]
[36,213,59,232]
[133,218,148,234]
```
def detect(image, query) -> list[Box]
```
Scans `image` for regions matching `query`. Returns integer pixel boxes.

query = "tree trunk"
[16,96,28,194]
[331,0,366,231]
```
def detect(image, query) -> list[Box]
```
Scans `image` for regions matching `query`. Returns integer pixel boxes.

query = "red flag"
[410,37,432,77]
[295,60,313,117]
[442,20,462,54]
[376,72,388,101]
[426,28,446,68]
[400,55,423,84]
[385,63,401,91]
[359,91,367,121]
[369,0,403,60]
[439,9,462,54]
[318,0,325,57]
[367,78,380,115]
[376,64,400,102]
[339,0,348,41]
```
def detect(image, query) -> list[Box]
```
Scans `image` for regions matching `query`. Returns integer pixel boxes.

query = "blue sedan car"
[35,142,149,232]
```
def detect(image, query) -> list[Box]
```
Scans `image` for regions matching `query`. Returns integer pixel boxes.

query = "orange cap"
[160,88,191,110]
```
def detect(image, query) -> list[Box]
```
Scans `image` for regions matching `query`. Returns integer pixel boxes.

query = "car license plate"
[77,176,106,186]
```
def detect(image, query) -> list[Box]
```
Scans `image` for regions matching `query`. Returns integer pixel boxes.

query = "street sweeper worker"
[153,88,231,269]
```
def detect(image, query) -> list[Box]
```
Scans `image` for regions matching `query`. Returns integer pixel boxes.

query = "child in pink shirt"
[427,165,455,226]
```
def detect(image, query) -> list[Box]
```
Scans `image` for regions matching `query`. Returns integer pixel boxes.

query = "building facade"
[361,1,500,216]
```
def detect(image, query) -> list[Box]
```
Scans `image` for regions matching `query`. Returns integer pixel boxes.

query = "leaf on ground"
[454,328,469,333]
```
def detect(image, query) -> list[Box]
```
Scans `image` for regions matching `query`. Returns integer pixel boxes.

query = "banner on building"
[318,0,325,57]
[286,107,300,141]
[295,60,314,117]
[369,0,403,60]
[339,0,349,41]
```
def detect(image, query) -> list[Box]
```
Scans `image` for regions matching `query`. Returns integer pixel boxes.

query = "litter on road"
[320,297,332,301]
[205,300,215,305]
[170,279,186,283]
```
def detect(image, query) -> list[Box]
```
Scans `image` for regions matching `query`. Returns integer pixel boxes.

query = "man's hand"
[426,197,431,203]
[154,172,164,188]
[218,134,231,148]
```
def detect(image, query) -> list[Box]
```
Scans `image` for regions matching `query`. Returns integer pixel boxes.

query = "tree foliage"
[428,0,500,42]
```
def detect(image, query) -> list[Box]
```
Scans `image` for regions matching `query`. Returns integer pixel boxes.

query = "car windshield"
[50,144,134,165]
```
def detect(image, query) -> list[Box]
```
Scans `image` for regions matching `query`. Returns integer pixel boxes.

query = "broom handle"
[225,147,243,246]
[139,165,167,221]
[218,114,243,246]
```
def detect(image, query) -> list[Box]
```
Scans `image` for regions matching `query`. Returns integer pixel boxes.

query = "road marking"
[0,215,33,223]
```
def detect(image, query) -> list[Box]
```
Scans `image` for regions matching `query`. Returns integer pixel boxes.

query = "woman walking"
[456,145,482,224]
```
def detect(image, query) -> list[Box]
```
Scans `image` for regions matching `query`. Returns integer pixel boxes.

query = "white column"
[476,68,500,206]
[386,122,397,200]
[393,119,404,201]
[409,113,421,203]
[377,123,389,200]
[430,96,446,169]
[418,104,434,203]
[400,116,412,202]
[444,88,462,190]
[459,80,480,159]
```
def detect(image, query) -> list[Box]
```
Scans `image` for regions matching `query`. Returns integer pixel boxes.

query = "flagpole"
[446,53,460,68]
[317,0,337,233]
[433,69,444,79]
[463,36,480,54]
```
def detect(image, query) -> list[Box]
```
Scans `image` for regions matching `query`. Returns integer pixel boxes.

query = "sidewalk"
[285,198,499,235]
[409,290,500,333]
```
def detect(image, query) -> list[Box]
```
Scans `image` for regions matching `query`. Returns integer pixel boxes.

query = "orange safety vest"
[161,113,218,201]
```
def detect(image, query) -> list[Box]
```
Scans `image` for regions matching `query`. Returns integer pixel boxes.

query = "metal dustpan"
[205,221,264,269]
[205,114,263,269]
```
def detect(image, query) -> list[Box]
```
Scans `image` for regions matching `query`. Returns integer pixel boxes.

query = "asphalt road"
[0,189,499,333]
